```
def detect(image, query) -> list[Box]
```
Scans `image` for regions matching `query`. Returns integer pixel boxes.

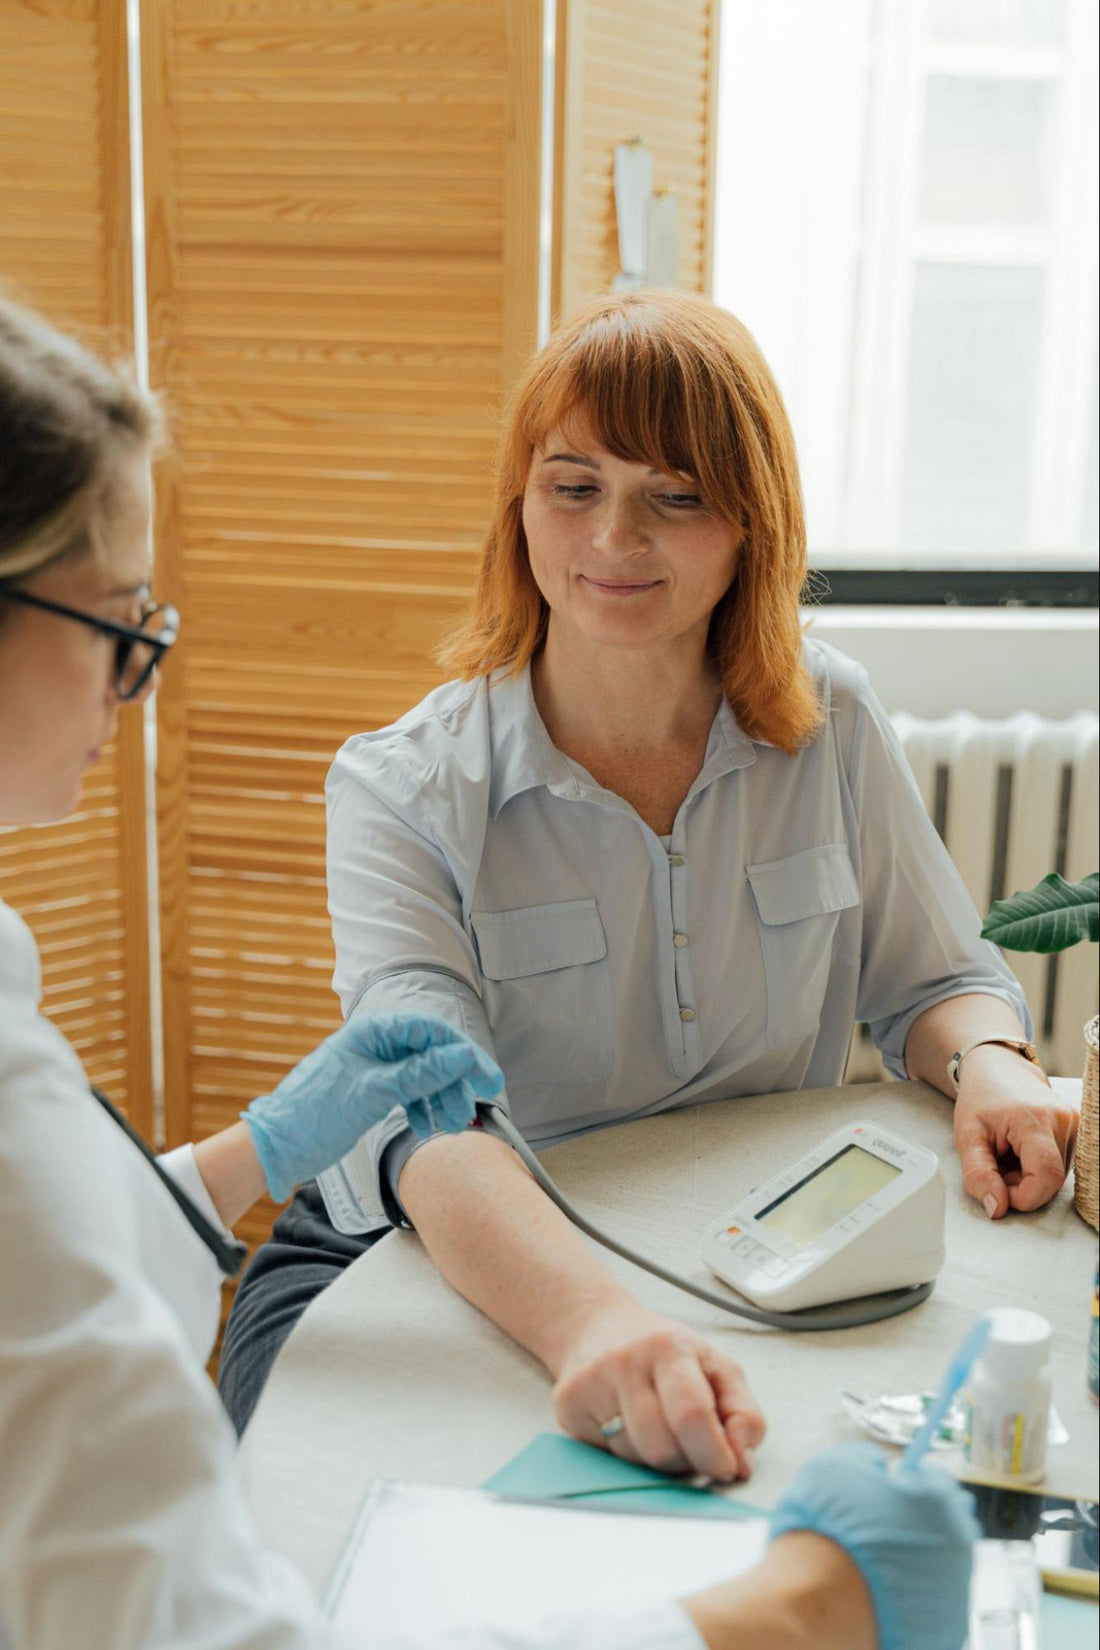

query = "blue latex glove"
[242,1014,504,1201]
[769,1442,979,1650]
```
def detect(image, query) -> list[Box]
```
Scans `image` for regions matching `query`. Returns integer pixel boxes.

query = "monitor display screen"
[757,1144,901,1247]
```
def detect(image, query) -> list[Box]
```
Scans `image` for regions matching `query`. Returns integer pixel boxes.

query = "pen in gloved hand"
[898,1315,992,1473]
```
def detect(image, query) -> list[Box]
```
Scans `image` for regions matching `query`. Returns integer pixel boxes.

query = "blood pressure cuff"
[316,967,505,1235]
[379,1095,515,1231]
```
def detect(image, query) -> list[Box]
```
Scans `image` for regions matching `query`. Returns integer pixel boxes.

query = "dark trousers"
[218,1180,384,1435]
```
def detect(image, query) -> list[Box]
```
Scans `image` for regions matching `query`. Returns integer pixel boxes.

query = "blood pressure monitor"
[700,1120,946,1312]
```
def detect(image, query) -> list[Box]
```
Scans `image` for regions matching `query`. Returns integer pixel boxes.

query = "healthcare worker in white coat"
[0,292,979,1650]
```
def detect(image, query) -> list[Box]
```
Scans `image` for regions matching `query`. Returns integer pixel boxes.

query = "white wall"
[806,606,1099,719]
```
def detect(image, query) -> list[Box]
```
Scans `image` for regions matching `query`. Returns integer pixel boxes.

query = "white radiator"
[846,710,1099,1081]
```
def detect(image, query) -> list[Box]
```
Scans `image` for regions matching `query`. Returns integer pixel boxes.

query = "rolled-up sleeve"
[325,736,505,1226]
[848,677,1031,1078]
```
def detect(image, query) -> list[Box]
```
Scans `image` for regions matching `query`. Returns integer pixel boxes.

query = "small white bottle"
[964,1307,1052,1484]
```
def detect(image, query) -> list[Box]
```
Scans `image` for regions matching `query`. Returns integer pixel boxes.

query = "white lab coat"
[0,897,699,1650]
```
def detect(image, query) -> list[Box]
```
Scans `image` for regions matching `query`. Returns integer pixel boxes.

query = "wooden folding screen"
[554,0,720,317]
[139,1,542,1255]
[0,0,153,1133]
[1,1,720,1209]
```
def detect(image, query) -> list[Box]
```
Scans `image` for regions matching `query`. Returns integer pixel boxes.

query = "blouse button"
[673,933,688,948]
[680,1007,696,1022]
[668,853,685,867]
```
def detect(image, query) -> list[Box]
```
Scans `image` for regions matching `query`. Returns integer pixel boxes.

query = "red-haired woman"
[221,290,1076,1483]
[1,287,983,1650]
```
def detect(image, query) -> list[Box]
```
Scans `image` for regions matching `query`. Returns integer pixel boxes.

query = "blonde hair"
[0,293,163,589]
[440,289,821,753]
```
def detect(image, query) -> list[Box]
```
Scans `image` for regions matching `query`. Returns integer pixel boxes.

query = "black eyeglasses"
[0,587,180,701]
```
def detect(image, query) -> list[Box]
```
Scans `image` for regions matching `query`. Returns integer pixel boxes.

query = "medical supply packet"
[841,1388,1069,1451]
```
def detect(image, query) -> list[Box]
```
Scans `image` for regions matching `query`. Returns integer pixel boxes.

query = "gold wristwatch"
[946,1035,1049,1092]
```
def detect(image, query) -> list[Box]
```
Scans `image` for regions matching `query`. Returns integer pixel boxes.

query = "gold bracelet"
[946,1036,1049,1092]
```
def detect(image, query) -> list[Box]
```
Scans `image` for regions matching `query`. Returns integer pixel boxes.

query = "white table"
[240,1078,1098,1596]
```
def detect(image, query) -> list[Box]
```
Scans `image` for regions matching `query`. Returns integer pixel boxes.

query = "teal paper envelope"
[483,1432,764,1520]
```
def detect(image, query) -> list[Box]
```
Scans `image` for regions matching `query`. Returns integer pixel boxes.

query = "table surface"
[239,1078,1098,1596]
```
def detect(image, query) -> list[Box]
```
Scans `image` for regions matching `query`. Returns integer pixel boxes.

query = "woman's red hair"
[439,289,821,753]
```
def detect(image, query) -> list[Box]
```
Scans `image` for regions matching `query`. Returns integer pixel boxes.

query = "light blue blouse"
[321,639,1028,1230]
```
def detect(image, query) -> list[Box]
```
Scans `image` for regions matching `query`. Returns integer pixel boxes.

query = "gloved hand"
[769,1442,979,1650]
[242,1014,504,1201]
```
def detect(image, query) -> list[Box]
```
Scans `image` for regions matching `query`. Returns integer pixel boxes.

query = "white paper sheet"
[613,142,653,285]
[646,192,678,287]
[327,1481,769,1640]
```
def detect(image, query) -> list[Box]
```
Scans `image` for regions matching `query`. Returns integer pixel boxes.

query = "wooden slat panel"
[0,1,152,1133]
[556,0,719,317]
[139,0,543,1324]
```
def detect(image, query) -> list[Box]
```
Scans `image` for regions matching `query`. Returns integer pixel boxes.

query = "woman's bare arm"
[681,1533,875,1650]
[192,1123,267,1230]
[398,1129,765,1480]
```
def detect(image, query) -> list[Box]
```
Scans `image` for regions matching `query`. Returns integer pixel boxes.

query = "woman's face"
[522,416,743,667]
[0,458,154,826]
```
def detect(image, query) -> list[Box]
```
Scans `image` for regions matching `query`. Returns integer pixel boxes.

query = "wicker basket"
[1074,1015,1099,1230]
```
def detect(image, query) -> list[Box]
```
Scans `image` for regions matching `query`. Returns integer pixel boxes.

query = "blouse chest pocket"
[469,899,614,1085]
[745,844,860,1050]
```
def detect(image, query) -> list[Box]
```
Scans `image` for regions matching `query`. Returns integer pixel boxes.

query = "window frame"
[714,0,1099,603]
[809,565,1098,607]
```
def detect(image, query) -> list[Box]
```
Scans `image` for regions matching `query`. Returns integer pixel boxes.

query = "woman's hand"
[242,1014,504,1202]
[904,997,1077,1220]
[552,1300,766,1483]
[763,1442,979,1650]
[954,1044,1078,1218]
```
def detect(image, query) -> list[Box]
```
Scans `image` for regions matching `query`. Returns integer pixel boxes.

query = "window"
[714,0,1099,603]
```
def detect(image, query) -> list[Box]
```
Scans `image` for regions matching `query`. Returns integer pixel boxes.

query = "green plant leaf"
[982,872,1099,954]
